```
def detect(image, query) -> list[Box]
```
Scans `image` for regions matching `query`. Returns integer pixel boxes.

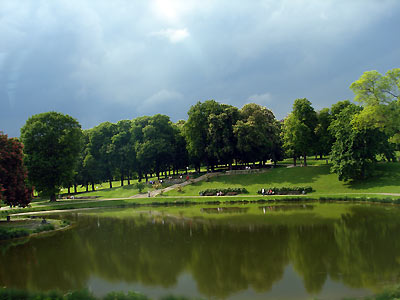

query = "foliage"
[199,188,248,196]
[314,108,333,158]
[103,291,150,300]
[0,132,32,207]
[20,112,83,201]
[350,68,400,144]
[330,105,394,181]
[257,186,312,194]
[33,223,55,233]
[135,182,146,193]
[0,227,29,240]
[234,103,282,165]
[282,98,317,166]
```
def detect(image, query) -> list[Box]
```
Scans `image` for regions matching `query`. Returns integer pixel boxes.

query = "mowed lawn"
[164,162,400,196]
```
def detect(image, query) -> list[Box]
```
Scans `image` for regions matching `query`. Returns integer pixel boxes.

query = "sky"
[1,0,400,137]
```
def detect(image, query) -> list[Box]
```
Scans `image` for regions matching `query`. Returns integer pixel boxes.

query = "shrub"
[103,291,150,300]
[257,186,312,195]
[199,188,248,196]
[135,182,146,193]
[0,227,29,240]
[33,223,55,233]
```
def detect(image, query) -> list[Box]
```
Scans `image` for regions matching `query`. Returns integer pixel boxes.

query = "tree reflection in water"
[1,204,400,299]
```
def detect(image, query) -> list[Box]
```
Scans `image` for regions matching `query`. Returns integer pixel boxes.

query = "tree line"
[0,68,399,205]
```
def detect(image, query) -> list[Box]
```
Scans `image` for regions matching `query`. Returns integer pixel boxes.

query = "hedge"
[257,186,312,195]
[199,188,248,196]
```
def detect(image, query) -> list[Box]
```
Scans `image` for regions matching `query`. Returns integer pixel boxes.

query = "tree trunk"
[293,157,297,166]
[109,178,113,189]
[74,184,77,194]
[50,193,57,202]
[68,186,71,194]
[127,173,130,185]
[92,182,95,191]
[304,155,307,167]
[86,183,89,192]
[120,172,124,187]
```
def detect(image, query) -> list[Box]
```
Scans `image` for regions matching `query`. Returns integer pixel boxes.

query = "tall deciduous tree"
[184,100,222,171]
[282,98,317,166]
[314,108,333,159]
[87,122,117,188]
[330,105,394,181]
[234,103,281,165]
[207,104,239,168]
[0,132,32,207]
[20,112,82,202]
[350,68,400,143]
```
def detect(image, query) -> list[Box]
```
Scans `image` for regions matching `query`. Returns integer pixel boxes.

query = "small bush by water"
[33,223,55,233]
[0,227,29,240]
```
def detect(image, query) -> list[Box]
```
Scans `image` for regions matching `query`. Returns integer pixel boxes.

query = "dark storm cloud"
[1,0,400,137]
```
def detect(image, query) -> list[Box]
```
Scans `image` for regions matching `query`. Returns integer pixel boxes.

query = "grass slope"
[164,162,400,197]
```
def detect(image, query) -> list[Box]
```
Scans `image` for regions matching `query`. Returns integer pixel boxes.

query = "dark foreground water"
[1,203,400,299]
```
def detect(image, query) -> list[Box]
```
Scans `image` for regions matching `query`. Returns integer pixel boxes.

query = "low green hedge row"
[257,186,313,195]
[0,227,29,240]
[199,188,248,196]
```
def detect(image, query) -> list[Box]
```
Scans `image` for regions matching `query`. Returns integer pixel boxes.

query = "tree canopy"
[20,112,82,201]
[0,132,32,207]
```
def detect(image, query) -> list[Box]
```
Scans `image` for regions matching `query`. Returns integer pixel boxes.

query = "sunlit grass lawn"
[164,162,400,196]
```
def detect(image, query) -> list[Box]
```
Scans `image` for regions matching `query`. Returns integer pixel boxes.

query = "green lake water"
[1,202,400,299]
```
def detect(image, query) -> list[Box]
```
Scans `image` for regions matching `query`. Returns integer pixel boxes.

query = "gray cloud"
[0,0,399,136]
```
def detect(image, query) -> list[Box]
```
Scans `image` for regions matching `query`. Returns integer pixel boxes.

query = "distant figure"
[148,191,151,197]
[262,188,265,196]
[186,175,189,181]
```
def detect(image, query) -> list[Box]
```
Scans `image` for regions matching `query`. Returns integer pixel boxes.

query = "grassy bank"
[163,163,400,197]
[1,286,399,300]
[0,288,203,300]
[0,219,68,240]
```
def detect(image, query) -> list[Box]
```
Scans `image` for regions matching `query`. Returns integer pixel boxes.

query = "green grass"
[164,162,400,197]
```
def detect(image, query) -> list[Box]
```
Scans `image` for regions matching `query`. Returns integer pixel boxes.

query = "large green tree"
[184,100,222,171]
[87,122,117,188]
[111,120,135,186]
[207,104,239,168]
[350,68,400,143]
[133,115,176,180]
[20,112,82,201]
[329,105,394,181]
[282,98,317,166]
[0,132,32,207]
[234,103,281,165]
[314,108,333,159]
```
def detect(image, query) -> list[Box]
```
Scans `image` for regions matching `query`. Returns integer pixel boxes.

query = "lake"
[1,202,400,299]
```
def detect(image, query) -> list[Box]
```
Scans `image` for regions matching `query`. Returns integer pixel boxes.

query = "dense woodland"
[0,68,399,205]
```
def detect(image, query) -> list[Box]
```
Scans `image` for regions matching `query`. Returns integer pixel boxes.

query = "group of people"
[261,188,275,196]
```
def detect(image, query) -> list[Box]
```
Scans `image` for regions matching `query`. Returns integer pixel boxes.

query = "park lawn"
[71,184,144,199]
[163,162,400,196]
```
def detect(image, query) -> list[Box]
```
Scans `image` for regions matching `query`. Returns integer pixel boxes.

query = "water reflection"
[0,204,400,299]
